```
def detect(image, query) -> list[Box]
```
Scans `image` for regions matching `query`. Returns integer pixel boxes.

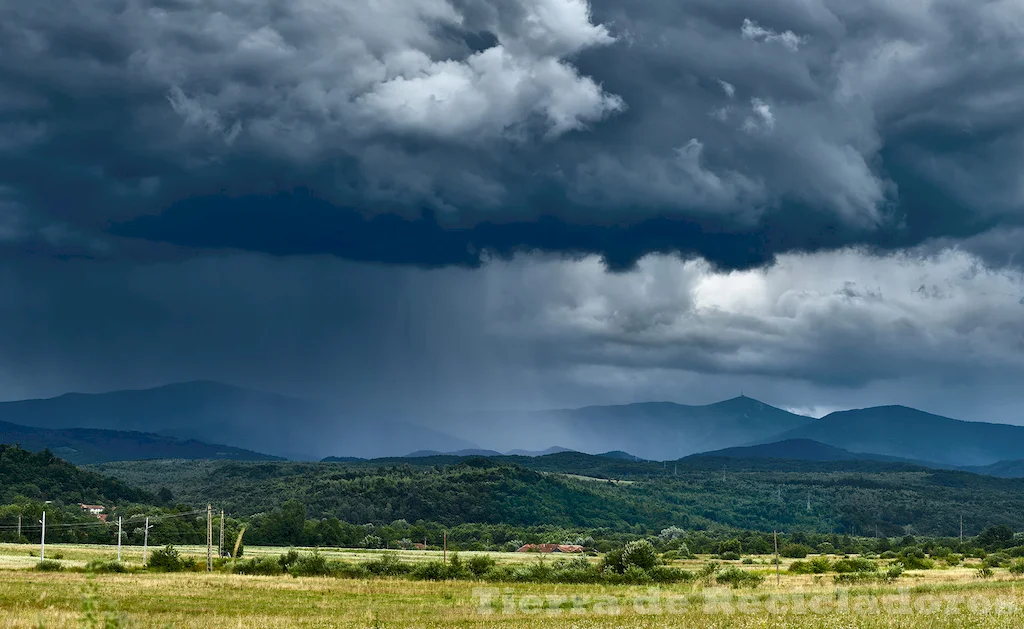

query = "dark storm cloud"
[6,0,1024,446]
[2,0,1023,268]
[111,189,775,270]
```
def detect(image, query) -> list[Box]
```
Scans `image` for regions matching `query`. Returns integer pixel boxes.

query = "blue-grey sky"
[2,0,1024,426]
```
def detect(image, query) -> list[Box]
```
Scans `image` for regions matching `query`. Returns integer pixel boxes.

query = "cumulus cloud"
[1,0,1023,268]
[574,139,765,218]
[742,98,775,132]
[484,248,1024,391]
[740,18,806,51]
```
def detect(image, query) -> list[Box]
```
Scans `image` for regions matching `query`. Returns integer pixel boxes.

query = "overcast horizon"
[4,0,1024,431]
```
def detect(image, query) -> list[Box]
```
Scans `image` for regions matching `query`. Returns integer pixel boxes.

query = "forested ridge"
[93,453,1024,538]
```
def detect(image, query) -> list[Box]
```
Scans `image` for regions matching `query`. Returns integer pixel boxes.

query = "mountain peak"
[707,395,774,412]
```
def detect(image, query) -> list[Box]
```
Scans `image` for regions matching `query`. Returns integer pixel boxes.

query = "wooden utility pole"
[443,531,447,565]
[143,516,153,566]
[117,517,123,562]
[17,514,21,539]
[960,515,963,544]
[206,504,213,572]
[219,510,225,558]
[39,511,46,562]
[773,530,780,587]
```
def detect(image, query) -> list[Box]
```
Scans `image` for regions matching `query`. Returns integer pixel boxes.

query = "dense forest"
[7,445,1024,554]
[92,453,1024,538]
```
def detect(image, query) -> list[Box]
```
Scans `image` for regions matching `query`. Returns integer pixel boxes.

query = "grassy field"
[2,544,1024,628]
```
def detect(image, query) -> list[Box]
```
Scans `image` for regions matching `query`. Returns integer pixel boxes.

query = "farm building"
[515,544,584,553]
[78,504,108,521]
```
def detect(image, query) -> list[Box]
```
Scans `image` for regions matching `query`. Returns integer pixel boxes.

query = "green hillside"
[94,452,1024,537]
[1,444,154,505]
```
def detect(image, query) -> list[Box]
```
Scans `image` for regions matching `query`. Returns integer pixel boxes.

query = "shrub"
[550,556,601,584]
[233,556,284,576]
[719,552,741,561]
[984,552,1010,568]
[445,553,471,579]
[600,549,625,574]
[945,554,962,567]
[622,565,653,584]
[278,550,300,572]
[36,560,63,572]
[661,550,680,562]
[741,558,754,565]
[696,561,720,584]
[622,540,658,572]
[49,551,65,560]
[289,552,333,577]
[787,561,810,574]
[412,561,450,581]
[899,548,934,570]
[84,560,126,574]
[333,563,370,579]
[883,564,904,582]
[648,565,694,583]
[362,535,383,549]
[147,545,183,572]
[976,566,994,579]
[1008,559,1024,575]
[789,557,831,574]
[780,544,811,559]
[832,558,875,574]
[364,553,413,577]
[716,567,764,589]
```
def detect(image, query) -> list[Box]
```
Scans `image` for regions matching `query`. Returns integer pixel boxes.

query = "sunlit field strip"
[4,544,1024,628]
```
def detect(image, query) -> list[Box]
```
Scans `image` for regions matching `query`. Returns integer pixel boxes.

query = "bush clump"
[289,552,333,577]
[883,564,904,582]
[85,560,127,574]
[233,556,284,576]
[467,555,496,578]
[36,559,63,572]
[715,567,764,589]
[983,552,1010,568]
[780,544,811,559]
[788,557,831,574]
[832,558,876,574]
[898,548,934,570]
[621,540,658,572]
[364,553,413,577]
[147,545,183,572]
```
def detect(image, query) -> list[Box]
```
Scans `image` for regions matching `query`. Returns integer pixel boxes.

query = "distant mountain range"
[5,382,1024,470]
[0,420,280,465]
[763,405,1024,467]
[0,381,474,460]
[400,446,574,459]
[456,396,816,461]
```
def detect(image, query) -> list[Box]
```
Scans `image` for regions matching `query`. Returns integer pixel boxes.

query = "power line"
[0,509,205,532]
